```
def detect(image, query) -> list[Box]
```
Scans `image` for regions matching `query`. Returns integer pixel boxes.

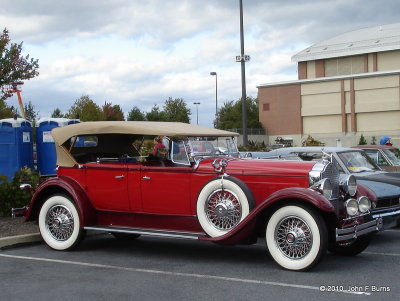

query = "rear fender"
[200,187,335,245]
[25,176,96,227]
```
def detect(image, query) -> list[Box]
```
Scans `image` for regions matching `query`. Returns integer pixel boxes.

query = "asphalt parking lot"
[1,228,399,301]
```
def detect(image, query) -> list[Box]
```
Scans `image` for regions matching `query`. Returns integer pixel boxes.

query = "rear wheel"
[38,194,84,250]
[266,205,327,271]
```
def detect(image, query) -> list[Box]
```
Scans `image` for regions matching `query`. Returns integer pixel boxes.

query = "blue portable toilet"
[0,118,34,181]
[36,118,80,175]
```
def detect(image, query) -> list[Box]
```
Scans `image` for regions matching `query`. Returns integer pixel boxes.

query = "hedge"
[0,167,40,216]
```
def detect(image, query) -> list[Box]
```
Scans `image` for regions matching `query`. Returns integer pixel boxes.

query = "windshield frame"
[187,136,240,161]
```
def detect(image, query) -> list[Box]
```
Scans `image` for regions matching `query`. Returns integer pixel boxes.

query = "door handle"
[115,175,125,179]
[142,176,151,180]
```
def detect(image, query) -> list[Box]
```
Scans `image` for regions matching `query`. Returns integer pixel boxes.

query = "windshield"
[337,151,380,173]
[382,148,400,166]
[188,136,239,158]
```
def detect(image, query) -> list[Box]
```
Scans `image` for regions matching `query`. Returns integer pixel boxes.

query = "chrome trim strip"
[335,218,382,242]
[372,209,400,218]
[84,226,202,240]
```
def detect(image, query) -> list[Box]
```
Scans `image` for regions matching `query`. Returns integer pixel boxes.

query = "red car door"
[84,162,130,211]
[139,165,192,215]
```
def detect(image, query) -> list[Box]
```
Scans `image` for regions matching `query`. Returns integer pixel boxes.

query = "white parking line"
[0,253,370,296]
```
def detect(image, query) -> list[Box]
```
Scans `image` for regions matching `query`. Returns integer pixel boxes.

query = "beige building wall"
[357,111,400,131]
[258,72,400,147]
[299,50,400,80]
[378,50,400,71]
[307,61,316,78]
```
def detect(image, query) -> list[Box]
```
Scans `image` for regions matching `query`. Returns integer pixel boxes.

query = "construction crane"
[2,81,25,119]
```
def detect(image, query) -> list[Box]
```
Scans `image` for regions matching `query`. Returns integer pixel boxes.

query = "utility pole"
[193,102,200,125]
[238,0,248,146]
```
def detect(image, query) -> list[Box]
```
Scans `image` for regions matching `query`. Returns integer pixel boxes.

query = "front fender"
[25,176,96,227]
[200,187,335,245]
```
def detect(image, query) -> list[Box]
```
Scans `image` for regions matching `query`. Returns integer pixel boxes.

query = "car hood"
[197,158,316,177]
[356,172,400,198]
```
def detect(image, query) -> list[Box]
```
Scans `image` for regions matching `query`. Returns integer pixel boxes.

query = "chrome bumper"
[11,206,28,218]
[336,217,383,242]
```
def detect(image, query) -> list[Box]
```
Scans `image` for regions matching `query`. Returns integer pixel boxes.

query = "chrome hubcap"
[205,189,242,230]
[46,205,74,241]
[275,216,312,259]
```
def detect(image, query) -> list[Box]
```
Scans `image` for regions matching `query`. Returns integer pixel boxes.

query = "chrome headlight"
[313,178,333,200]
[358,196,371,213]
[340,175,357,197]
[345,199,359,216]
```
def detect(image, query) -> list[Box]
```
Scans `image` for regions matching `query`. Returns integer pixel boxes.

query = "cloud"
[2,0,400,127]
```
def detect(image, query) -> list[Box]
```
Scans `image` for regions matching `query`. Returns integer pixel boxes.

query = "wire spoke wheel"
[39,195,83,250]
[46,205,75,241]
[205,189,242,231]
[275,216,313,259]
[197,177,253,237]
[266,205,327,271]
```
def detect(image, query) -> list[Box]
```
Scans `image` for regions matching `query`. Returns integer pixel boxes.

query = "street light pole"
[193,102,200,125]
[239,0,248,146]
[210,72,218,128]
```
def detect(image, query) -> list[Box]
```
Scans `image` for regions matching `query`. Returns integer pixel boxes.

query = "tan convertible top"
[52,121,239,146]
[51,121,239,168]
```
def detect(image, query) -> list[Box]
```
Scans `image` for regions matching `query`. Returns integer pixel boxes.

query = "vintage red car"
[20,121,382,271]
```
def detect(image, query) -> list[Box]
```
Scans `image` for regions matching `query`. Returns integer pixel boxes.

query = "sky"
[1,0,399,127]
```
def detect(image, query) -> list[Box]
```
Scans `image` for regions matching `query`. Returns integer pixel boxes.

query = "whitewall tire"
[197,177,254,237]
[39,195,83,250]
[266,205,327,271]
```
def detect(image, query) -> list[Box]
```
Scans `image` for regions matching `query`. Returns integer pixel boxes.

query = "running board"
[84,226,203,240]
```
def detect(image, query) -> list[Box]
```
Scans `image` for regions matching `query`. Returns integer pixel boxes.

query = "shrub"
[302,135,325,146]
[238,140,267,151]
[0,167,40,216]
[359,134,367,145]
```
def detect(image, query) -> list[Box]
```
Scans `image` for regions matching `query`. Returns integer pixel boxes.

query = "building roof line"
[257,69,400,88]
[292,23,400,62]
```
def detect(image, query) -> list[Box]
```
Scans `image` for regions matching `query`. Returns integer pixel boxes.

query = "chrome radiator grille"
[320,159,340,198]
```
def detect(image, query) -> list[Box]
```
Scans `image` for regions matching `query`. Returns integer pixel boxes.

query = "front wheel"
[38,194,84,250]
[266,205,327,271]
[328,235,371,256]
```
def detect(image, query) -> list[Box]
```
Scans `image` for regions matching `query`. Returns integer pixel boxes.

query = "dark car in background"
[256,147,400,229]
[353,145,400,172]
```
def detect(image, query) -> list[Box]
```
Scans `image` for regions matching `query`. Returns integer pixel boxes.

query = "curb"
[0,233,43,249]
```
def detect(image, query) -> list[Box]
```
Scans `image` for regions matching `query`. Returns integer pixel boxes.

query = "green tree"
[127,106,146,121]
[163,97,191,123]
[0,99,14,118]
[24,101,38,124]
[0,28,39,101]
[359,134,367,145]
[217,96,262,130]
[66,95,104,121]
[146,105,166,121]
[103,101,124,121]
[51,108,65,118]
